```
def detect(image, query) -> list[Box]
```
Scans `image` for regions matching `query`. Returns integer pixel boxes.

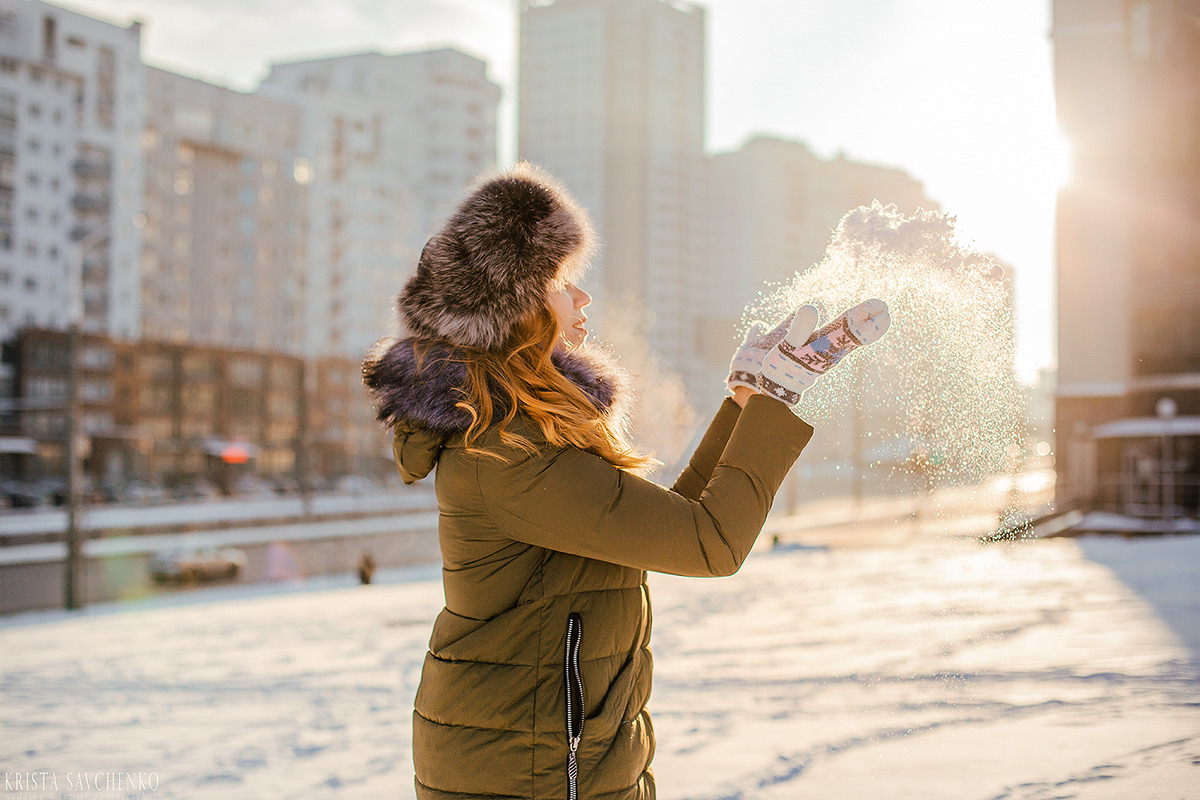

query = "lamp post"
[64,224,109,610]
[1156,397,1177,524]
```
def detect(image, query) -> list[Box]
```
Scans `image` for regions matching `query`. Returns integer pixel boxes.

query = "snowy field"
[2,527,1198,800]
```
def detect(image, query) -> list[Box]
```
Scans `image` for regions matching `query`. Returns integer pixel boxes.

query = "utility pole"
[63,223,109,610]
[64,323,83,610]
[297,358,313,518]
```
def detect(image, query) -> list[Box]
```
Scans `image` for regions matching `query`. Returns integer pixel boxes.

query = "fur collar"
[362,337,631,435]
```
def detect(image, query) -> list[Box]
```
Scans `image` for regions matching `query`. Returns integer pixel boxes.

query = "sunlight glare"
[1047,128,1074,190]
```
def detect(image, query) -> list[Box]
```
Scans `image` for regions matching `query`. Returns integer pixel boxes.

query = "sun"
[1046,128,1075,190]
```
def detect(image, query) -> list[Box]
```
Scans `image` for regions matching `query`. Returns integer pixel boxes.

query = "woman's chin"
[560,329,587,349]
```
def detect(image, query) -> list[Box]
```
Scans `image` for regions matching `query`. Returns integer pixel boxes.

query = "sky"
[56,0,1063,382]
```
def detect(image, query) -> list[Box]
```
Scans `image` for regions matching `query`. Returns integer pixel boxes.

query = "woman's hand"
[727,306,818,397]
[757,299,891,406]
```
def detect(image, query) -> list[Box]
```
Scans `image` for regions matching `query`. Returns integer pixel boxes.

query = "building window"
[97,46,116,130]
[42,15,56,62]
[230,357,264,387]
[80,345,114,369]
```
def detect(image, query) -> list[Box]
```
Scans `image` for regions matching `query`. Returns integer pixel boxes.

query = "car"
[233,474,276,498]
[148,546,248,584]
[0,480,43,508]
[335,474,376,495]
[170,480,221,502]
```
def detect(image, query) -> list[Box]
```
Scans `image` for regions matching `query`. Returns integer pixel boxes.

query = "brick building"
[2,327,382,496]
[1054,0,1200,519]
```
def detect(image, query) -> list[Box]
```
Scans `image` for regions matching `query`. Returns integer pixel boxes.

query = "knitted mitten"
[727,306,817,394]
[757,299,891,405]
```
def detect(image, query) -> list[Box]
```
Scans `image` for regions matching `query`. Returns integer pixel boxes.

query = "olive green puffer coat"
[391,388,812,800]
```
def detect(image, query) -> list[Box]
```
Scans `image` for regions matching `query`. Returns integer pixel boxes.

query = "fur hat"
[398,162,595,350]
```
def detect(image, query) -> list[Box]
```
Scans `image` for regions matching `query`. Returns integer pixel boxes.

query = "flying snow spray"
[743,202,1024,491]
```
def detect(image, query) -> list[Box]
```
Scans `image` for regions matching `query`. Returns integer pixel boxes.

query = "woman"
[363,163,888,799]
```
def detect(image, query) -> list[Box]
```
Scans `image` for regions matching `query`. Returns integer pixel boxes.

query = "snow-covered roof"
[1090,416,1200,439]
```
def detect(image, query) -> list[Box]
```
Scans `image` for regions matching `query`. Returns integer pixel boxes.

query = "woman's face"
[548,281,592,348]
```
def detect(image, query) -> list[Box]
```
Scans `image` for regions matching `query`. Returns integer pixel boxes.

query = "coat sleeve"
[475,394,815,577]
[670,397,742,500]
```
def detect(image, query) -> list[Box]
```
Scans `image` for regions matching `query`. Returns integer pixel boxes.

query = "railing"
[1095,474,1200,519]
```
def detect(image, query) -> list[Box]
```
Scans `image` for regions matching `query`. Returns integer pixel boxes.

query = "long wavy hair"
[433,300,657,474]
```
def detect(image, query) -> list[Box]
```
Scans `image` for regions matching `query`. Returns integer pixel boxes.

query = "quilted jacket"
[373,340,813,799]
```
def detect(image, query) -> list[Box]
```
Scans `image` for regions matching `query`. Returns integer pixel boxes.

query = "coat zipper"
[564,612,584,800]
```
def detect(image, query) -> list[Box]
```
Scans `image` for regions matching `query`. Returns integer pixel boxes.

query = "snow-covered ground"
[2,523,1198,799]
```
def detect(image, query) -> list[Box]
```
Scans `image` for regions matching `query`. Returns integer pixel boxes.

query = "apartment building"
[703,137,936,367]
[0,0,143,341]
[518,0,708,394]
[259,49,501,359]
[141,66,307,354]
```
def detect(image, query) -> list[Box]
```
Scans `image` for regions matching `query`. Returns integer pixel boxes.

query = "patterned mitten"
[757,299,891,405]
[727,306,817,393]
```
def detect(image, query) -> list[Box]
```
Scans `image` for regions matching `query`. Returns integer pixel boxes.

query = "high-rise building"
[0,0,143,342]
[518,0,707,393]
[141,67,308,354]
[1054,0,1200,520]
[260,49,501,359]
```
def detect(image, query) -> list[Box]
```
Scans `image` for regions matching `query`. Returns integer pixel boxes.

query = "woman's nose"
[573,286,591,309]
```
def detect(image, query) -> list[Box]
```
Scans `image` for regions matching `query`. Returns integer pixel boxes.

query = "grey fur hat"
[398,162,595,350]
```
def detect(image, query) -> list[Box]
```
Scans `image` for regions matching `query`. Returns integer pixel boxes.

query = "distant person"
[363,163,889,800]
[357,551,376,585]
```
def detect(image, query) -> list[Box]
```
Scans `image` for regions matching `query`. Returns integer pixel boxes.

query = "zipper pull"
[567,741,579,800]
